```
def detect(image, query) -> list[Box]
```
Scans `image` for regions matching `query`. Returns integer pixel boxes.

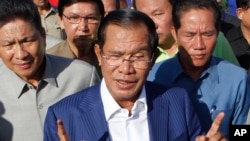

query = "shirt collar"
[101,79,147,121]
[44,6,58,18]
[204,57,220,83]
[170,55,219,83]
[42,55,58,87]
[13,55,58,98]
[156,47,178,63]
[63,41,77,59]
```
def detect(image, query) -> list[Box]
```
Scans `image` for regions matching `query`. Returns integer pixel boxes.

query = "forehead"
[136,0,172,11]
[0,18,37,35]
[33,0,47,2]
[63,2,99,14]
[102,0,116,6]
[179,8,216,29]
[103,24,150,51]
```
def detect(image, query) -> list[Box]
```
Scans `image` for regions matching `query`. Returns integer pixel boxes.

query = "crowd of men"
[0,0,250,141]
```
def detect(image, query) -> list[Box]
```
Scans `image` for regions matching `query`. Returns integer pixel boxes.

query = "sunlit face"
[171,9,217,68]
[95,24,152,103]
[60,2,101,48]
[0,18,46,81]
[102,0,116,16]
[135,0,173,46]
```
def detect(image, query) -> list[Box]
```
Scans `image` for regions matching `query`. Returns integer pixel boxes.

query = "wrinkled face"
[95,24,152,103]
[0,18,46,80]
[237,7,250,31]
[171,9,217,68]
[135,0,173,46]
[32,0,48,7]
[102,0,116,16]
[60,2,101,48]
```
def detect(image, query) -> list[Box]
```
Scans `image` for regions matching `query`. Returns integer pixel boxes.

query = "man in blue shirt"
[148,0,250,139]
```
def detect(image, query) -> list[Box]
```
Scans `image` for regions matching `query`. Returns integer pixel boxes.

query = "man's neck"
[179,56,209,82]
[19,57,46,89]
[159,35,178,56]
[37,4,51,16]
[68,40,95,63]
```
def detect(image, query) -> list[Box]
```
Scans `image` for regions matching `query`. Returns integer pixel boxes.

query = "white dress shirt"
[101,80,150,141]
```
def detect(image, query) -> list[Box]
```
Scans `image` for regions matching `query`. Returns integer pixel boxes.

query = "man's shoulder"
[148,57,179,84]
[46,41,66,54]
[46,35,63,50]
[152,57,177,71]
[46,41,76,59]
[145,81,188,100]
[46,54,94,72]
[51,84,100,109]
[213,57,248,78]
[226,26,242,41]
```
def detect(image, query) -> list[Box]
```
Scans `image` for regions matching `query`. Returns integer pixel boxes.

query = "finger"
[209,132,225,141]
[195,135,209,141]
[57,119,69,141]
[206,112,225,138]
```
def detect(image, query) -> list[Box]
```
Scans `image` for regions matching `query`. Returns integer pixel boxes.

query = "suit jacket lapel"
[78,84,111,141]
[146,82,169,141]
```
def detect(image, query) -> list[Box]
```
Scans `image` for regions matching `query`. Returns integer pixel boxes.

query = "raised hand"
[196,112,227,141]
[57,120,69,141]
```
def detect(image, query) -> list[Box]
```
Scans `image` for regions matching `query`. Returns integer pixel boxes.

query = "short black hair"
[0,0,44,34]
[97,9,158,53]
[236,0,250,9]
[172,0,221,32]
[58,0,105,18]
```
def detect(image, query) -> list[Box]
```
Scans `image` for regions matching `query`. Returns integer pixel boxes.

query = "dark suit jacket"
[44,81,202,141]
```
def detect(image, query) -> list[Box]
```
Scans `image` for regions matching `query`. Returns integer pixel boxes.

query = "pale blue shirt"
[147,55,250,139]
[101,80,150,141]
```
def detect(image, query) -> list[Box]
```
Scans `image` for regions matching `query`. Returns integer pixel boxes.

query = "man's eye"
[185,33,194,37]
[0,44,13,50]
[132,56,145,60]
[109,55,120,60]
[69,16,79,20]
[203,33,214,37]
[87,16,97,20]
[154,13,163,16]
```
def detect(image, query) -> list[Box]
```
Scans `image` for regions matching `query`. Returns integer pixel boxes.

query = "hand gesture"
[57,119,69,141]
[196,112,227,141]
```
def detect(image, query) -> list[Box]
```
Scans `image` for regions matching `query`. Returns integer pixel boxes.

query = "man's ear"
[236,8,244,20]
[59,15,65,29]
[94,42,102,66]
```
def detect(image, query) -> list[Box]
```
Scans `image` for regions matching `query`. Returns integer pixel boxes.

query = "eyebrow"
[106,46,150,54]
[64,12,100,17]
[0,39,15,46]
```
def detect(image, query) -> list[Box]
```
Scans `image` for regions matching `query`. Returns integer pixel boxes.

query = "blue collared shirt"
[148,55,250,138]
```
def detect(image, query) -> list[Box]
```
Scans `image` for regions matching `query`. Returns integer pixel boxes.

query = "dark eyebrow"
[135,46,151,52]
[65,13,100,17]
[0,39,15,46]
